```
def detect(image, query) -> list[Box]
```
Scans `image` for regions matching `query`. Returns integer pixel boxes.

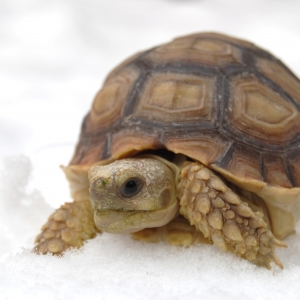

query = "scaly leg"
[34,199,98,254]
[131,215,211,246]
[178,161,286,269]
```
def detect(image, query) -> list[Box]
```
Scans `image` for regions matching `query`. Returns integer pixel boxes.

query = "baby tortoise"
[34,32,300,269]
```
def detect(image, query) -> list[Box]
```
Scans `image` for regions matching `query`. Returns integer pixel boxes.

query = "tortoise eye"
[120,178,143,197]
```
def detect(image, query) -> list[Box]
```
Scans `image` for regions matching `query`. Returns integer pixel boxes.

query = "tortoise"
[34,32,300,269]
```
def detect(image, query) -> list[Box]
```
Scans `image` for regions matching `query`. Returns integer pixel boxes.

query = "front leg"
[34,199,98,254]
[178,161,286,269]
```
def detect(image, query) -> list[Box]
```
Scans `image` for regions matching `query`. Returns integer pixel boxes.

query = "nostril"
[91,178,109,189]
[89,178,110,201]
[99,178,109,187]
[89,183,104,205]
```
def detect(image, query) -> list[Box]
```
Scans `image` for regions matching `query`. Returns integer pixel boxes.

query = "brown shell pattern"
[70,32,300,189]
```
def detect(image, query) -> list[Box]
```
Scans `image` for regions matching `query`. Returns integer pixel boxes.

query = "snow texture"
[1,0,300,299]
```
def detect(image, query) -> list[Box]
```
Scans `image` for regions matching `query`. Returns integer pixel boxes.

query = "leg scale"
[178,161,286,269]
[34,199,98,254]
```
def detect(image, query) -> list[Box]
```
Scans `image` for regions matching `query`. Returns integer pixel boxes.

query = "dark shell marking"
[70,32,300,189]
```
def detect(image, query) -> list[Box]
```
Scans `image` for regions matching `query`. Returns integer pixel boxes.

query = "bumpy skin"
[34,200,98,254]
[178,161,285,269]
[34,157,285,268]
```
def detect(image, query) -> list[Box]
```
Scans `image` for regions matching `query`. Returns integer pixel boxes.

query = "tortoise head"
[88,157,179,233]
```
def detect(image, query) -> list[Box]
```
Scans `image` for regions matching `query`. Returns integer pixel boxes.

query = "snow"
[1,0,300,299]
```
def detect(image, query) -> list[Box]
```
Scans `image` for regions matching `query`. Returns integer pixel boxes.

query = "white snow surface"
[1,0,300,299]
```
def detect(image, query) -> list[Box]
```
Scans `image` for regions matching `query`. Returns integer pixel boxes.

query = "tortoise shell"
[70,32,300,196]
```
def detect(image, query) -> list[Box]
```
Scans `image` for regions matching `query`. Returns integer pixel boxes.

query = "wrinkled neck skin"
[88,155,185,234]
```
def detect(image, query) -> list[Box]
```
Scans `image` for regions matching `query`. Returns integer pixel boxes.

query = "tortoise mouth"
[94,209,155,234]
[94,201,179,234]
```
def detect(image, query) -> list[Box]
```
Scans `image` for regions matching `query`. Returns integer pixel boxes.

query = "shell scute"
[70,32,300,192]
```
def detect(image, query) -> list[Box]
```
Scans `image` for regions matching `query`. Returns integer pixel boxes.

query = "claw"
[268,252,284,269]
[270,237,287,248]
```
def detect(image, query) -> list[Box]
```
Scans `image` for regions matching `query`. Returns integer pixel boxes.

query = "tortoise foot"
[178,161,286,269]
[34,200,98,255]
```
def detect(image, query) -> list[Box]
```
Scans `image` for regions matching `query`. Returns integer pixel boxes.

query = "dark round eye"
[120,178,143,197]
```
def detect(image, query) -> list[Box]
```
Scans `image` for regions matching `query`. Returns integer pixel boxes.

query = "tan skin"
[87,155,285,269]
[88,156,179,234]
[34,155,285,268]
